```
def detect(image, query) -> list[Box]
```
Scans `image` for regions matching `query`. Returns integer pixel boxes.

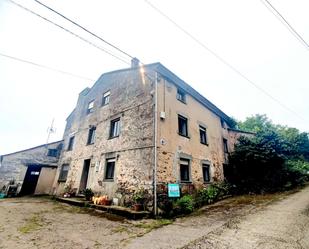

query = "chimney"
[131,57,140,68]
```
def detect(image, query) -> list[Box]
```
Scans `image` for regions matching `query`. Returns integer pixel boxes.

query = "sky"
[0,0,309,155]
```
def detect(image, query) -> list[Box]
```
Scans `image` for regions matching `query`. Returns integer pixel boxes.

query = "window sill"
[180,181,192,184]
[86,143,94,146]
[101,103,109,107]
[108,135,119,140]
[178,133,190,139]
[103,179,114,182]
[177,99,187,104]
[200,142,209,146]
[58,179,67,183]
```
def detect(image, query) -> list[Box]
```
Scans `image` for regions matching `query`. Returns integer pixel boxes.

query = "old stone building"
[0,141,63,196]
[52,62,247,206]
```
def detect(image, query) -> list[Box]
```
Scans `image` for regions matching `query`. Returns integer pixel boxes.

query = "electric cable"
[261,0,309,51]
[0,52,95,81]
[144,0,308,122]
[33,0,136,60]
[7,0,130,65]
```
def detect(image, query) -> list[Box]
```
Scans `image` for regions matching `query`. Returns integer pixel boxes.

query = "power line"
[261,0,309,51]
[7,0,130,65]
[144,0,307,123]
[0,52,95,81]
[33,0,136,60]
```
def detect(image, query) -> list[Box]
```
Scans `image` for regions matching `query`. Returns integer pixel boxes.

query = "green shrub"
[174,195,194,214]
[206,185,220,203]
[195,184,222,207]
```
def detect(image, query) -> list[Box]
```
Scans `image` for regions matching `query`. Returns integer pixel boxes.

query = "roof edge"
[1,140,64,157]
[227,128,256,135]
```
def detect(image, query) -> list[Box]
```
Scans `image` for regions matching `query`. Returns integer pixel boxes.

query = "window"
[110,118,120,138]
[220,118,226,129]
[102,91,110,106]
[223,138,228,153]
[178,115,188,137]
[202,164,210,182]
[67,136,75,151]
[47,149,58,157]
[87,126,96,145]
[199,126,208,145]
[105,158,115,180]
[180,158,190,182]
[177,88,186,103]
[87,100,94,114]
[58,164,69,182]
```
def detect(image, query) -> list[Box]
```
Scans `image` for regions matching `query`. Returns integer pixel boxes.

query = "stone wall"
[53,68,155,203]
[0,141,62,193]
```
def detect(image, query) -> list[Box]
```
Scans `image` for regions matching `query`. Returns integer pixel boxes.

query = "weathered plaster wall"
[53,68,155,201]
[0,141,62,192]
[156,78,227,190]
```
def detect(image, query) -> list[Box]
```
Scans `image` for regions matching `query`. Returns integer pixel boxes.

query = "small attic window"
[177,88,186,103]
[87,100,94,114]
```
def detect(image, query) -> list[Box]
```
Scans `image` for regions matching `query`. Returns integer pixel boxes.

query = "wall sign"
[168,183,180,197]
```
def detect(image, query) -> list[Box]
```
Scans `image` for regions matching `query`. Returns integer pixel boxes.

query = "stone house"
[0,141,63,196]
[52,61,248,207]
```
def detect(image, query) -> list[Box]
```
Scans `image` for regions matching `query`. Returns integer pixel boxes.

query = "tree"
[238,114,274,133]
[227,114,309,193]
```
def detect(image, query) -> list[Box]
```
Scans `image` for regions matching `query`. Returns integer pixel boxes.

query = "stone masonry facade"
[52,62,249,207]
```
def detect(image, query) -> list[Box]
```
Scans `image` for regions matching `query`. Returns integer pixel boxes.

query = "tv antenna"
[46,118,56,144]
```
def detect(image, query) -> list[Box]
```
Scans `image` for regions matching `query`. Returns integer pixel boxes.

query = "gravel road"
[0,186,308,249]
[183,186,309,249]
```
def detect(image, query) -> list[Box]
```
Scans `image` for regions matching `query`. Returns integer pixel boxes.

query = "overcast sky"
[1,0,308,155]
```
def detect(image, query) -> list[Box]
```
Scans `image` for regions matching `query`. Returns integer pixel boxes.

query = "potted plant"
[132,188,147,211]
[83,188,94,201]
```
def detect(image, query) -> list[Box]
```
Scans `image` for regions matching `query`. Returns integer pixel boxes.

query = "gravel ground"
[183,186,309,249]
[0,186,308,249]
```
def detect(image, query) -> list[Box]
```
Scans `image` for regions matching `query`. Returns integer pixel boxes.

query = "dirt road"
[0,186,308,249]
[184,186,309,249]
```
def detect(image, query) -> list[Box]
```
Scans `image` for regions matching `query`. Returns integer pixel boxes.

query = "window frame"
[47,149,58,157]
[58,164,69,182]
[178,115,188,137]
[202,164,211,183]
[179,158,191,183]
[104,158,116,181]
[87,126,96,145]
[67,136,75,151]
[87,100,95,114]
[102,90,110,106]
[223,138,228,153]
[176,88,186,103]
[109,118,120,138]
[199,125,208,145]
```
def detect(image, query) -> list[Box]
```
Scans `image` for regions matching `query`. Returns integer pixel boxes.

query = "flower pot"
[133,204,143,211]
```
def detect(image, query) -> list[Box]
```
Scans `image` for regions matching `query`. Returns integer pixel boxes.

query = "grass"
[18,214,44,234]
[134,219,173,233]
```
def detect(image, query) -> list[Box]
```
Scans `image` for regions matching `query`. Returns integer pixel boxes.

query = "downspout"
[154,71,158,216]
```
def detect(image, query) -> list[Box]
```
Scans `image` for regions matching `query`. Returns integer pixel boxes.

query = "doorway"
[20,165,41,196]
[79,159,90,192]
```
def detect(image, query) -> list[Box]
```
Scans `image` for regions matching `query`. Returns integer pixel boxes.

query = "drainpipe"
[154,71,158,216]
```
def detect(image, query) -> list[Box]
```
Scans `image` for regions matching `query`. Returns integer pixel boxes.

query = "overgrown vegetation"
[227,114,309,194]
[158,182,230,217]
